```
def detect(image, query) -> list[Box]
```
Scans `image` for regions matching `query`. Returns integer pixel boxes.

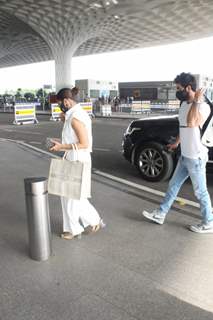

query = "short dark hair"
[56,87,80,102]
[174,72,197,91]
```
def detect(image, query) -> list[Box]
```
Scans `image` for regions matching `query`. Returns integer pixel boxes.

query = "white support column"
[54,48,74,92]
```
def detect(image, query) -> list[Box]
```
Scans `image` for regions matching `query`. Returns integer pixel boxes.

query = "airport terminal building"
[119,74,213,102]
[119,80,176,102]
[75,79,118,101]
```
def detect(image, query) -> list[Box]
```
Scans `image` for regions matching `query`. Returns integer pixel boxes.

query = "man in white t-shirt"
[143,72,213,233]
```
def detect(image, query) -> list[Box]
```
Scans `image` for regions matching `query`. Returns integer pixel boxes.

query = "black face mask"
[59,102,69,113]
[176,90,188,102]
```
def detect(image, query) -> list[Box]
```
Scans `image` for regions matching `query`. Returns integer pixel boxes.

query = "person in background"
[50,87,104,240]
[142,72,213,233]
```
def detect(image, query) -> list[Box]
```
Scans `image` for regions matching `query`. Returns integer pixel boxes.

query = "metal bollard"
[24,177,52,261]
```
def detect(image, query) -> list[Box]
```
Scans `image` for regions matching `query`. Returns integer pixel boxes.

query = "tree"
[36,88,47,99]
[24,92,35,102]
[36,88,48,110]
[15,88,22,99]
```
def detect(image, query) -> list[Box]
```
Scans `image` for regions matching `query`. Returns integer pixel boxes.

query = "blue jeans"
[159,155,213,224]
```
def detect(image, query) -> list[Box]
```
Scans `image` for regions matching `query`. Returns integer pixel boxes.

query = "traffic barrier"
[168,100,179,111]
[80,102,94,117]
[141,100,150,108]
[131,101,151,114]
[100,104,112,116]
[13,103,38,125]
[3,102,13,112]
[50,103,61,121]
[150,102,164,109]
[50,102,94,121]
[131,101,141,113]
[150,101,179,113]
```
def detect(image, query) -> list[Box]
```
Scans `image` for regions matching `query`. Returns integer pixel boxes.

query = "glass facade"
[90,89,100,98]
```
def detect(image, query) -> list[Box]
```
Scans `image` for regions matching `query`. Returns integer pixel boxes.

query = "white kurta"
[61,104,100,236]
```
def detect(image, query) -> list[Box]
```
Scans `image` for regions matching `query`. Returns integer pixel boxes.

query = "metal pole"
[42,88,45,111]
[24,177,52,261]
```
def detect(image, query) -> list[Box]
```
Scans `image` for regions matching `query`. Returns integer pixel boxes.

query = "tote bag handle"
[63,143,79,161]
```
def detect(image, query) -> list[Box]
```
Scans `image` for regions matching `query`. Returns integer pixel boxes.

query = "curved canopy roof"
[0,0,213,68]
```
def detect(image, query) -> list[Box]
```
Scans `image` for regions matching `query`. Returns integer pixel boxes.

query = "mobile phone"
[46,137,55,149]
[59,102,68,113]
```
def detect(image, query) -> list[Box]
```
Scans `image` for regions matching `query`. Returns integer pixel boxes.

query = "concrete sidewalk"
[1,139,213,320]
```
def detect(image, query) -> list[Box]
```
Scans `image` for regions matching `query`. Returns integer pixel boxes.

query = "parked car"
[122,115,213,182]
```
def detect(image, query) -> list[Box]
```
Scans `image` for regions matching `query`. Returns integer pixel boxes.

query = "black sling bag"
[179,95,213,138]
[201,94,213,137]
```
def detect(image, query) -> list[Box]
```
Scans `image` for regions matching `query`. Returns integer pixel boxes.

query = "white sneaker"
[142,209,166,225]
[189,222,213,234]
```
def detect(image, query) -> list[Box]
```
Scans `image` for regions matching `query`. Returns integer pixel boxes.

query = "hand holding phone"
[46,137,55,150]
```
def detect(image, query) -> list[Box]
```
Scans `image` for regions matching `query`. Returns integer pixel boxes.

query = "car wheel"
[136,142,174,182]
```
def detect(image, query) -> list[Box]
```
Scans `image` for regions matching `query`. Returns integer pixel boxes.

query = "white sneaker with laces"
[142,209,166,225]
[189,222,213,234]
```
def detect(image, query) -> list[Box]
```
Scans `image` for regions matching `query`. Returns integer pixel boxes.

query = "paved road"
[2,138,213,320]
[0,112,212,203]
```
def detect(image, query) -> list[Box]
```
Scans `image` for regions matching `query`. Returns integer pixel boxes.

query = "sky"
[1,36,213,93]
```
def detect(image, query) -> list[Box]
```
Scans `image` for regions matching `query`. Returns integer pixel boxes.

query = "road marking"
[15,130,42,135]
[93,147,110,152]
[0,138,59,158]
[0,138,210,210]
[29,141,42,145]
[0,139,110,154]
[1,128,42,136]
[93,170,201,209]
[2,128,42,135]
[18,142,59,158]
[0,138,25,143]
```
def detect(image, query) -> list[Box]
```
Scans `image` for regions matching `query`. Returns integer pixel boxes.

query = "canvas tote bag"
[48,144,91,199]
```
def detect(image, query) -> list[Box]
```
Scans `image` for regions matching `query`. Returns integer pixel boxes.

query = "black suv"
[122,115,213,182]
